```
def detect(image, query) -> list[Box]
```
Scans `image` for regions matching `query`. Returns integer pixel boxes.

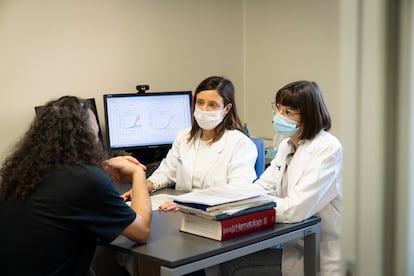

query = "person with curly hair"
[0,96,152,276]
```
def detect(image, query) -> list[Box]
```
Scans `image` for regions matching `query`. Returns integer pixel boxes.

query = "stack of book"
[173,186,276,241]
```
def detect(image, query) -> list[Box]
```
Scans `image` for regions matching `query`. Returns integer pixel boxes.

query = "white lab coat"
[148,128,258,192]
[255,130,342,276]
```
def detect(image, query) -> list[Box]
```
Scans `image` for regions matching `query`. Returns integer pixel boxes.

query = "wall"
[243,0,340,140]
[396,0,414,275]
[353,0,387,275]
[0,0,244,160]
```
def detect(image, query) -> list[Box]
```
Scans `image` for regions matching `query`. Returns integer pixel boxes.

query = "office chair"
[90,245,130,276]
[250,137,265,179]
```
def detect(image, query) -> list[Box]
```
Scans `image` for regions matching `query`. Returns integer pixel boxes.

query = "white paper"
[173,185,266,206]
[125,193,175,211]
[150,193,175,211]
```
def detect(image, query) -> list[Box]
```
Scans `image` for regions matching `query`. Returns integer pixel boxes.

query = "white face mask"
[194,108,225,130]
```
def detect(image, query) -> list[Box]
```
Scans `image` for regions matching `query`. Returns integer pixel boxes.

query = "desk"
[107,210,321,276]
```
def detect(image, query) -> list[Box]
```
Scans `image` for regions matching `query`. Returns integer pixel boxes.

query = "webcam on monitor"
[136,84,150,94]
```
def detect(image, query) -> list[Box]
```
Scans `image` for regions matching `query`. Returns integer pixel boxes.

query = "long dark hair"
[0,96,106,200]
[188,76,244,143]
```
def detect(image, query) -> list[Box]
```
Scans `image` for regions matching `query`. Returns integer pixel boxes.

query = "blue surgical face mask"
[272,114,300,136]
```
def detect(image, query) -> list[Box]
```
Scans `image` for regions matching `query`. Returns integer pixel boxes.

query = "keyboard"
[146,161,161,178]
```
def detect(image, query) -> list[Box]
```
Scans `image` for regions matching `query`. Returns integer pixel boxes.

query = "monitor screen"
[103,91,193,151]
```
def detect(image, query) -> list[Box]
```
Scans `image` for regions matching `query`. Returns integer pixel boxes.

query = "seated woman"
[122,75,258,210]
[0,96,152,276]
[221,80,342,276]
[122,76,258,276]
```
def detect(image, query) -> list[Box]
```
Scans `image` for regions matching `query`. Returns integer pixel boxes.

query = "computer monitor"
[34,98,104,144]
[103,91,193,162]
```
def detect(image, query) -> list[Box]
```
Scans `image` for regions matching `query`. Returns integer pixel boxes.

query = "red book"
[180,208,276,241]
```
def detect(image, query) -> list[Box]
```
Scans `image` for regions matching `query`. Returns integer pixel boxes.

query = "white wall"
[340,1,414,275]
[0,0,244,160]
[352,0,387,275]
[243,0,340,140]
[338,0,360,274]
[396,0,414,275]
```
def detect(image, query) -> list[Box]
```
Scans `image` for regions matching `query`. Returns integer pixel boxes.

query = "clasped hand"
[102,156,146,184]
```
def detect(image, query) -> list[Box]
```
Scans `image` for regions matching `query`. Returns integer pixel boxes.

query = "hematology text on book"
[223,216,270,235]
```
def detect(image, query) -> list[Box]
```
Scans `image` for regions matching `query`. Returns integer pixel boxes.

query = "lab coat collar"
[210,135,226,154]
[286,131,325,186]
[194,131,226,154]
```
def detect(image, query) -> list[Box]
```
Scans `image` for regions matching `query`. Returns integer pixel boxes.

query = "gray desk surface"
[108,187,321,276]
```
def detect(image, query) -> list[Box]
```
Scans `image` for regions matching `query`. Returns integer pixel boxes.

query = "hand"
[158,201,179,212]
[103,156,146,184]
[121,189,132,201]
[121,180,153,201]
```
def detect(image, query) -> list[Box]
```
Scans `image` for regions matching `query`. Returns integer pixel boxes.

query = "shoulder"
[314,131,341,148]
[306,131,342,156]
[223,130,256,148]
[40,165,116,205]
[174,128,192,142]
[69,165,109,180]
[52,165,112,192]
[177,127,191,137]
[171,128,194,150]
[223,129,251,142]
[52,164,103,178]
[220,130,256,153]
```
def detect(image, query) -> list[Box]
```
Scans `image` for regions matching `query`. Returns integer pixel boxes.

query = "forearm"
[126,170,152,242]
[131,171,151,224]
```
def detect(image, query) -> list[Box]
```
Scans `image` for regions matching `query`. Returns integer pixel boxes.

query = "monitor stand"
[129,147,169,164]
[129,147,171,177]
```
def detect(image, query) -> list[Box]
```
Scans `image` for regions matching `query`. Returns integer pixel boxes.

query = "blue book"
[173,201,211,211]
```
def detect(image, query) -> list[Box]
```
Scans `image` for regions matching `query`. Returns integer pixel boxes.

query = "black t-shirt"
[0,165,136,276]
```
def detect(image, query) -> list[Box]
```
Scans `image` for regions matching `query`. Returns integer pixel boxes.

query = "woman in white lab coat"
[256,80,342,276]
[221,80,342,276]
[147,76,258,211]
[121,76,258,276]
[121,76,257,209]
[148,126,256,193]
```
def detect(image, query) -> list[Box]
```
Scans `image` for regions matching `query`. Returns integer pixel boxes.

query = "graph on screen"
[104,92,192,150]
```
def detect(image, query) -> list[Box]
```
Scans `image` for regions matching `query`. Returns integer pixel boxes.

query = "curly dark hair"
[0,96,106,200]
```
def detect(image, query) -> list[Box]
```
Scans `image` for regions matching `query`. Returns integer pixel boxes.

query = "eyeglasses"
[271,102,301,116]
